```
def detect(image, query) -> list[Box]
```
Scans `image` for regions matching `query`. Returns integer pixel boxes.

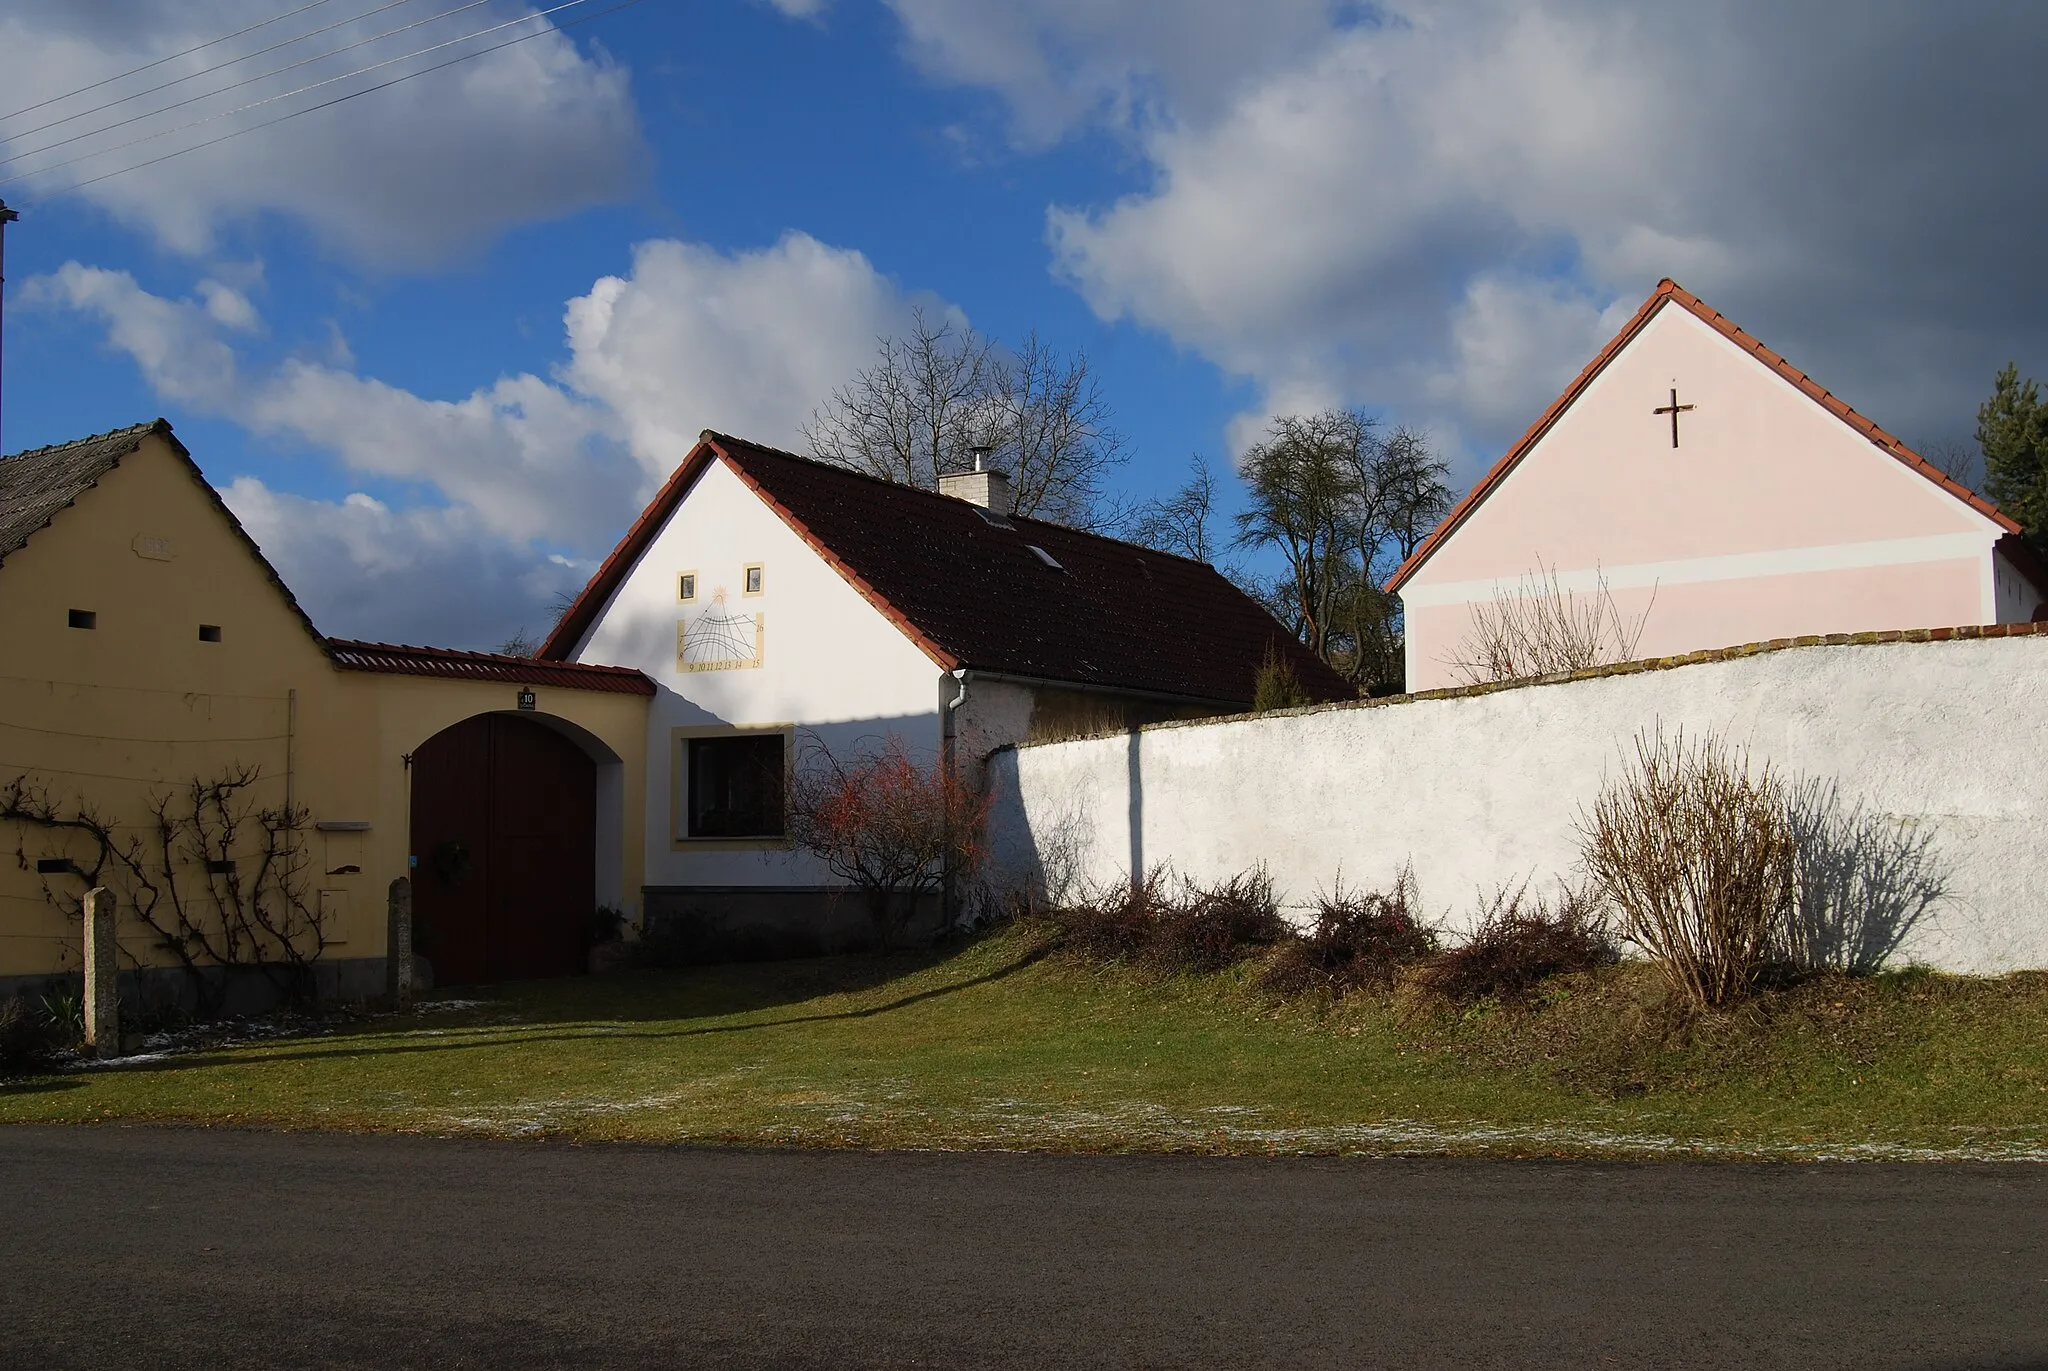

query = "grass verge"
[2,926,2045,1159]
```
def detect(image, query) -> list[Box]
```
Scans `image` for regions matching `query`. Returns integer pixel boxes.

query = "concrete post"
[81,886,118,1058]
[386,877,413,1008]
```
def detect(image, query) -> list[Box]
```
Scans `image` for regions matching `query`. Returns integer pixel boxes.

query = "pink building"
[1389,280,2046,692]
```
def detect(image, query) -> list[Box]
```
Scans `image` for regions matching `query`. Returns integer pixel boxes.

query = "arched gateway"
[409,713,596,985]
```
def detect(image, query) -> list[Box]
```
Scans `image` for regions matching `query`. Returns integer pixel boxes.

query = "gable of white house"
[568,457,948,890]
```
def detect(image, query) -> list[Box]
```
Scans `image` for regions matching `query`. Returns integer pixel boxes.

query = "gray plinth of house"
[82,886,119,1058]
[386,877,413,1008]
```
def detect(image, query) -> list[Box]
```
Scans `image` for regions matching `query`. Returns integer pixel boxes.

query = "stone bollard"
[82,886,119,1058]
[386,877,413,1009]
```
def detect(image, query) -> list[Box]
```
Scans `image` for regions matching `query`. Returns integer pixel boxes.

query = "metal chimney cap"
[967,444,993,472]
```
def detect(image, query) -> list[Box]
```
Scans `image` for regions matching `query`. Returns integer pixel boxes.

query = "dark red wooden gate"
[409,713,595,985]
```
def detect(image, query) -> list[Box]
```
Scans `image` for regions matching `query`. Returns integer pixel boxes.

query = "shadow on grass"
[0,1077,86,1095]
[85,936,1059,1078]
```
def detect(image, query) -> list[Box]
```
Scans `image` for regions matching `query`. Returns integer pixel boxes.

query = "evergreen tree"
[1978,363,2048,549]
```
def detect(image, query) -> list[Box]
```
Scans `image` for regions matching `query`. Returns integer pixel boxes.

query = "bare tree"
[1444,564,1652,685]
[804,315,1126,528]
[804,308,995,492]
[997,331,1127,529]
[1126,456,1222,563]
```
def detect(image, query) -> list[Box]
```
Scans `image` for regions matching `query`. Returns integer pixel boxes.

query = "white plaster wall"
[1995,550,2044,624]
[572,458,947,888]
[990,635,2048,975]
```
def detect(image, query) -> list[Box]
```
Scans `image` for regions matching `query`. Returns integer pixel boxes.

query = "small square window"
[67,609,96,630]
[686,733,785,838]
[744,564,764,595]
[198,624,222,643]
[678,572,697,602]
[36,858,75,875]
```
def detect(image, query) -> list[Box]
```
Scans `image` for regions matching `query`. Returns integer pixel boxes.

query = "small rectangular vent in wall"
[206,859,236,875]
[67,609,96,629]
[35,858,74,875]
[199,624,222,642]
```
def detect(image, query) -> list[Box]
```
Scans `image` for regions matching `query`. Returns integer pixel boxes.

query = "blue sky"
[5,1,2047,648]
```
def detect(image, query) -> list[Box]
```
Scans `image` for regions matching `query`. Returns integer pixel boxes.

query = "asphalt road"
[2,1126,2045,1370]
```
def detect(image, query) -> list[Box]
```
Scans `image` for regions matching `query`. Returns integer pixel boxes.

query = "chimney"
[939,446,1013,516]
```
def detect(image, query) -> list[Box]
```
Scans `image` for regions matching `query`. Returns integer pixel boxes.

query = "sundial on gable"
[677,590,764,672]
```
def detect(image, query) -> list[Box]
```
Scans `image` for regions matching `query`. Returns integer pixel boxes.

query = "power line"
[5,0,422,145]
[14,0,650,198]
[0,0,340,124]
[1,0,503,172]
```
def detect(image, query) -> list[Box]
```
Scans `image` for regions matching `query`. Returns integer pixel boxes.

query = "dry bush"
[1048,867,1173,961]
[1580,729,1796,1010]
[1147,868,1289,971]
[1416,884,1615,1005]
[1446,564,1651,685]
[1047,867,1288,970]
[784,733,992,952]
[1260,870,1436,996]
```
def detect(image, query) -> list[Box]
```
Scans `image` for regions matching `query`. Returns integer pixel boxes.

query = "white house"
[1387,280,2047,692]
[541,431,1347,952]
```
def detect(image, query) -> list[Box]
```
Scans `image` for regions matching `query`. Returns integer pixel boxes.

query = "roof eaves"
[711,437,961,671]
[538,439,718,661]
[1385,280,2023,594]
[1385,282,1678,593]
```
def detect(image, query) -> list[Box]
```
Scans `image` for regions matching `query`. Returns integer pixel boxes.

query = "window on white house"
[687,733,785,838]
[744,564,764,595]
[679,572,697,601]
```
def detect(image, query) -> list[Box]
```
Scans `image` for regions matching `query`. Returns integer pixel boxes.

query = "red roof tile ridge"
[328,638,649,676]
[1384,280,2022,593]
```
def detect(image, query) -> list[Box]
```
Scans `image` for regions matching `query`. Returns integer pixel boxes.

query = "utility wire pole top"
[0,198,17,457]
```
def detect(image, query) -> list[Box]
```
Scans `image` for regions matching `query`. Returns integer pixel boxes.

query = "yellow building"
[0,420,650,1013]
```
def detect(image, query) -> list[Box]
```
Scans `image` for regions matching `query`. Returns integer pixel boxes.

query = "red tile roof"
[1385,279,2025,593]
[328,640,655,695]
[543,433,1351,706]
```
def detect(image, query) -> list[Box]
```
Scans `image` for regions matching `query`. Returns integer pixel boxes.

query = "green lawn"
[4,927,2046,1159]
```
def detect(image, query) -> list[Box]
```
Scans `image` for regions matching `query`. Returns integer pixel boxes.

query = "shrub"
[1580,728,1796,1010]
[1252,645,1313,711]
[1047,867,1288,970]
[1260,871,1436,996]
[785,733,991,952]
[1417,885,1614,1005]
[1047,868,1172,961]
[1,997,46,1077]
[1148,868,1289,971]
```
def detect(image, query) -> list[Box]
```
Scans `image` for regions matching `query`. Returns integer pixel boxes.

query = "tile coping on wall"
[1006,621,2048,750]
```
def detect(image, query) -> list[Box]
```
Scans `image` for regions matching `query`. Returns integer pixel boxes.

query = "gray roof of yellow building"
[0,418,164,564]
[0,417,328,646]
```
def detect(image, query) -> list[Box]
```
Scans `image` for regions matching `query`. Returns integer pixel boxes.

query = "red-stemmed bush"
[785,733,991,952]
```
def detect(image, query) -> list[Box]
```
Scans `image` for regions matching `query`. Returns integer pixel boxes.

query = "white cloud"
[223,478,586,647]
[884,1,2048,468]
[879,0,1361,147]
[0,1,643,266]
[564,232,925,479]
[32,231,930,645]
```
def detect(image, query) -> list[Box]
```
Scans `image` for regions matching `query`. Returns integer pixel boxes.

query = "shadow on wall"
[985,742,1953,971]
[1783,778,1949,973]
